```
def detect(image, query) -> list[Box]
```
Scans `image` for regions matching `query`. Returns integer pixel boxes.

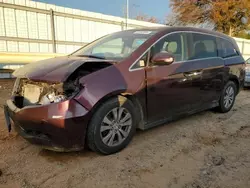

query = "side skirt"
[140,102,219,131]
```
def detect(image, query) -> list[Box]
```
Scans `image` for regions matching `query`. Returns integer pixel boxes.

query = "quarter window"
[220,39,238,58]
[189,33,218,60]
[131,52,148,69]
[247,58,250,64]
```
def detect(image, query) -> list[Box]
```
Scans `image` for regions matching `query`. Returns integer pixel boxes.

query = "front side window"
[150,33,188,63]
[189,33,218,60]
[71,30,156,61]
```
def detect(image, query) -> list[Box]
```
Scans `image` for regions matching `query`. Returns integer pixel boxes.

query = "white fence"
[233,37,250,60]
[0,0,163,54]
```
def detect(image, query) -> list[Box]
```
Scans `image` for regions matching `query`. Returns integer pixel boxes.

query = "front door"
[146,32,203,124]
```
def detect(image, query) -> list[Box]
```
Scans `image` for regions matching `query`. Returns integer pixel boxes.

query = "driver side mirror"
[151,52,175,66]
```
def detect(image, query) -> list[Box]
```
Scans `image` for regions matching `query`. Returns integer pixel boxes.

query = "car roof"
[128,26,232,41]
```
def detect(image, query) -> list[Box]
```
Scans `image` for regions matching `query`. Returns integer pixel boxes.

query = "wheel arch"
[228,75,240,94]
[88,91,145,130]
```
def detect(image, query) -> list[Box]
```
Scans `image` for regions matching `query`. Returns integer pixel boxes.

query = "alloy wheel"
[100,107,132,147]
[224,86,235,109]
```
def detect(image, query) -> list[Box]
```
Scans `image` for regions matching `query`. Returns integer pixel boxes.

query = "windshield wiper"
[76,55,106,59]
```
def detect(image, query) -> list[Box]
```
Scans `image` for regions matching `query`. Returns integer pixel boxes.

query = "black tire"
[218,81,237,113]
[87,96,137,155]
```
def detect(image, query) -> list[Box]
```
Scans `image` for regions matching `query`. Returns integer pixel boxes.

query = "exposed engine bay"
[13,61,113,108]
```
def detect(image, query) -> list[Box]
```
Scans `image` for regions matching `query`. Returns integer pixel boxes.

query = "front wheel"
[87,96,136,155]
[218,81,237,113]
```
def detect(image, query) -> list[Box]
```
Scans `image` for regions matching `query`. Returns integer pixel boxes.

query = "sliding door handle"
[184,71,202,77]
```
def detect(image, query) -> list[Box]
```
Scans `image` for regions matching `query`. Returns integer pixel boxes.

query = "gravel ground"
[0,79,250,188]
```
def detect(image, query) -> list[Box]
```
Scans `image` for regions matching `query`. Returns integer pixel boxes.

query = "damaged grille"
[14,79,78,107]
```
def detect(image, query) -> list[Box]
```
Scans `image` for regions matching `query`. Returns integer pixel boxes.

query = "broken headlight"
[39,81,80,105]
[40,92,67,105]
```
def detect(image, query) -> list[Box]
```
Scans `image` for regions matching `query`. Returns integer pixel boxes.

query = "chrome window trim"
[129,30,238,72]
[173,56,239,64]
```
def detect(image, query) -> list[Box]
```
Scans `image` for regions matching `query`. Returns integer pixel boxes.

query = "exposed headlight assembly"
[39,81,81,105]
[40,92,67,105]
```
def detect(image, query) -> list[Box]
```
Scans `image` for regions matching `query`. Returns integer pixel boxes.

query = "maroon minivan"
[4,27,245,154]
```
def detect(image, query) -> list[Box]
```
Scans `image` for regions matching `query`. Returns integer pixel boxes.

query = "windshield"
[71,30,157,61]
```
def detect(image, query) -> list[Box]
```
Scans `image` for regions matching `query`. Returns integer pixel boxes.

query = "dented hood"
[13,56,113,82]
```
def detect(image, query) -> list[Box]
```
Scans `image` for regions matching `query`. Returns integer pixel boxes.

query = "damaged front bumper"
[4,98,90,152]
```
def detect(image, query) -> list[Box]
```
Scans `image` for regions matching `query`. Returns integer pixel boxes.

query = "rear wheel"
[218,81,237,113]
[87,96,136,155]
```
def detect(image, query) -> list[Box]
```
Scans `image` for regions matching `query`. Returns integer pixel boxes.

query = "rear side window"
[189,33,218,60]
[220,39,238,58]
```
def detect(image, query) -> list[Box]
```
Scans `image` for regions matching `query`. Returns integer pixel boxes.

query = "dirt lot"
[0,79,249,188]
